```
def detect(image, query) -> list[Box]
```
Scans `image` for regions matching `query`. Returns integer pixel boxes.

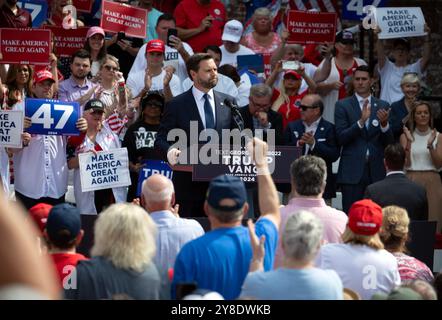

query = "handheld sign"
[44,26,89,57]
[0,110,24,148]
[73,0,93,13]
[17,0,48,27]
[237,54,264,74]
[376,7,426,39]
[136,159,173,197]
[286,10,337,44]
[79,148,131,192]
[25,99,80,136]
[100,0,148,39]
[0,28,51,65]
[342,0,387,21]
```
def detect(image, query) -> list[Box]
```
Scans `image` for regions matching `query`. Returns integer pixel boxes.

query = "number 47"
[31,103,74,129]
[347,0,381,15]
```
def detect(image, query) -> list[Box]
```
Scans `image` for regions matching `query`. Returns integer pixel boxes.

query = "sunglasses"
[300,104,319,111]
[144,101,163,108]
[103,65,119,72]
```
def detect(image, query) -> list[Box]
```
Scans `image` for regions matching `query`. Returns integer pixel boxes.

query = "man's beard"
[198,76,218,90]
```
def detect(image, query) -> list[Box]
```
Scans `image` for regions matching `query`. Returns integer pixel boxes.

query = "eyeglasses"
[300,104,319,111]
[103,65,119,72]
[250,99,269,109]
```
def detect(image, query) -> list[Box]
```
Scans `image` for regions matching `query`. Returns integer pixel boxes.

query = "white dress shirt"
[192,86,216,129]
[302,117,321,154]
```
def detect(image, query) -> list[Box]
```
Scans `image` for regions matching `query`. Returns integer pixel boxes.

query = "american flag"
[244,0,341,34]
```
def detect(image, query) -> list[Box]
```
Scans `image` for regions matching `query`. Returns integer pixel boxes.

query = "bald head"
[141,174,175,212]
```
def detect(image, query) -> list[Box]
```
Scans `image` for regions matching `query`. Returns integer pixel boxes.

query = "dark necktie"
[203,93,215,129]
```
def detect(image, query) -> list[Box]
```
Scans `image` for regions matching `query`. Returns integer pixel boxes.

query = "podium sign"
[192,145,302,183]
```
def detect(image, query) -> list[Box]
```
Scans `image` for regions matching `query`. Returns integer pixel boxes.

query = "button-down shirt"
[302,117,321,154]
[192,86,216,129]
[58,76,97,109]
[150,210,204,272]
[355,93,389,132]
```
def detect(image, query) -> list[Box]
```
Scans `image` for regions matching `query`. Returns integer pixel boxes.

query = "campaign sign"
[100,0,148,39]
[193,145,302,183]
[73,0,93,12]
[237,54,264,74]
[0,110,24,148]
[376,7,426,39]
[79,148,131,192]
[0,28,51,65]
[25,99,80,136]
[136,159,173,197]
[17,0,48,27]
[342,0,388,21]
[45,26,89,57]
[286,10,337,44]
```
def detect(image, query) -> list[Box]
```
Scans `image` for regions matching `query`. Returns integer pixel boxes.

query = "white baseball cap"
[222,20,244,43]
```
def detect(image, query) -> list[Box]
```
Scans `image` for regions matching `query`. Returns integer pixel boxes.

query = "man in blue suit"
[155,53,236,217]
[284,94,340,201]
[335,65,394,213]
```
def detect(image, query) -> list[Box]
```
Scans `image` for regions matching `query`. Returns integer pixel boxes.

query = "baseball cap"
[29,203,53,234]
[284,70,302,80]
[141,91,165,111]
[46,203,81,244]
[87,26,105,39]
[348,199,383,236]
[393,38,411,51]
[33,69,55,84]
[84,99,105,113]
[222,20,244,43]
[146,39,165,54]
[206,175,247,211]
[336,30,355,44]
[371,287,423,300]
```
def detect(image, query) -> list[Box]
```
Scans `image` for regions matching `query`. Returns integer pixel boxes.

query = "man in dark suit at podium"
[155,53,236,217]
[365,143,428,220]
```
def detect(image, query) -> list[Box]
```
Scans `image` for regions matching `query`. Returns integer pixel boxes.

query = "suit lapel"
[213,91,229,132]
[187,88,205,129]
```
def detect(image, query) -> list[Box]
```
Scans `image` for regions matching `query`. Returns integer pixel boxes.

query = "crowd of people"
[0,0,441,300]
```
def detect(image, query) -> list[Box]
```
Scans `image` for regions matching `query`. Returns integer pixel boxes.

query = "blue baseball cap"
[207,175,247,211]
[46,203,81,243]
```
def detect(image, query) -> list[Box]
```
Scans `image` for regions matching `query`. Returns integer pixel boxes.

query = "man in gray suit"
[335,65,394,213]
[364,143,428,220]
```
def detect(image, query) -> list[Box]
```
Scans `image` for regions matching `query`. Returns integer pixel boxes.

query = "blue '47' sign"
[25,98,80,136]
[342,0,388,21]
[17,0,48,27]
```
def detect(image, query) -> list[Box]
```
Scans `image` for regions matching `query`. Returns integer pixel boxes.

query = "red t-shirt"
[272,88,308,130]
[174,0,226,53]
[336,60,358,100]
[51,252,88,286]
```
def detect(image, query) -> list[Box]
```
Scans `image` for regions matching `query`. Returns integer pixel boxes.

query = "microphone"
[224,98,238,109]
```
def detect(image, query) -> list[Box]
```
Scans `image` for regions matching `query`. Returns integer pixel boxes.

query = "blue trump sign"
[137,160,173,196]
[17,0,48,28]
[25,98,80,136]
[342,0,388,21]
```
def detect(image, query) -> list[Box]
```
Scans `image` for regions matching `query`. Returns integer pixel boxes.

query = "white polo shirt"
[126,69,182,98]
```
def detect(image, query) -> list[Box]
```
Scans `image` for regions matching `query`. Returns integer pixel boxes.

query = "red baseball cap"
[348,199,383,236]
[33,69,55,84]
[284,70,302,80]
[29,203,53,234]
[146,39,165,54]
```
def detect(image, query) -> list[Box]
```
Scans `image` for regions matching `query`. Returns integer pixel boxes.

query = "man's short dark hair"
[156,13,176,27]
[71,49,92,65]
[203,45,222,59]
[309,94,324,115]
[354,65,372,78]
[186,53,214,80]
[290,155,327,196]
[218,64,240,83]
[384,143,406,171]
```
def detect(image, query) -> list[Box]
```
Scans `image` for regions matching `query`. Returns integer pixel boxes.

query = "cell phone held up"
[167,28,178,47]
[117,31,125,41]
[282,60,301,71]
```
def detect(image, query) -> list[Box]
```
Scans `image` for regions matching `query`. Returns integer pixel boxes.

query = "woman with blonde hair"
[316,199,401,300]
[390,73,421,140]
[242,8,281,56]
[64,203,164,300]
[400,101,442,232]
[380,205,434,283]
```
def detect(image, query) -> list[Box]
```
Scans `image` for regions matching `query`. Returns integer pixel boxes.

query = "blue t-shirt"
[171,217,278,300]
[240,268,343,300]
